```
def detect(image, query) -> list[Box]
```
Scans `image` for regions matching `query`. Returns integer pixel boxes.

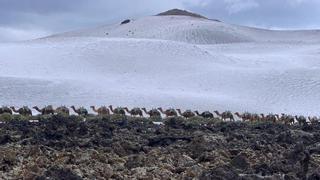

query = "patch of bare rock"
[157,9,208,19]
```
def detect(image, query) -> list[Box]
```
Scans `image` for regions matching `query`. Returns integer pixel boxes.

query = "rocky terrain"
[0,114,320,179]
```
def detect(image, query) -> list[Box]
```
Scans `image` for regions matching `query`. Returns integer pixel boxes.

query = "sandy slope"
[0,15,320,115]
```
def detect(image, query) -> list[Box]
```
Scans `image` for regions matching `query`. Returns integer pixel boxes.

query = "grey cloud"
[187,0,320,29]
[0,0,186,33]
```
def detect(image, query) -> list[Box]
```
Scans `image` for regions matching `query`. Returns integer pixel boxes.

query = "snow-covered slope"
[48,15,320,44]
[1,13,320,115]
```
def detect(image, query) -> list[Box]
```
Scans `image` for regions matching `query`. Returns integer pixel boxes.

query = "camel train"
[0,105,318,125]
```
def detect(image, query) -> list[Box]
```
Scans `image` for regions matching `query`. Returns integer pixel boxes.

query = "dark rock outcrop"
[0,116,319,179]
[157,9,208,19]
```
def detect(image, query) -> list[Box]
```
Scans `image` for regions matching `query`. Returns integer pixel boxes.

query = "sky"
[0,0,320,42]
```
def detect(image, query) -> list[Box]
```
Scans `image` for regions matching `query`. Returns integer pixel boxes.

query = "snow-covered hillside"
[1,11,320,115]
[49,15,320,44]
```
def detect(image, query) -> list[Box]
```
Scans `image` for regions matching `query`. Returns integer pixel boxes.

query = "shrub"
[0,113,12,122]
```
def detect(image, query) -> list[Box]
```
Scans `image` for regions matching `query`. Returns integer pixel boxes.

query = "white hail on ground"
[0,15,320,115]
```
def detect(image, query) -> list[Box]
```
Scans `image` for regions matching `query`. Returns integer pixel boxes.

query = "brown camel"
[263,114,277,123]
[0,106,12,115]
[55,106,70,115]
[260,114,266,121]
[91,106,110,116]
[295,115,307,125]
[33,105,55,115]
[251,114,262,122]
[281,113,295,125]
[214,111,234,121]
[235,112,252,122]
[124,107,143,117]
[282,114,294,124]
[308,116,319,125]
[158,108,177,117]
[71,106,88,116]
[10,106,32,116]
[109,105,126,115]
[176,109,195,119]
[141,108,161,117]
[194,111,214,118]
[276,114,287,124]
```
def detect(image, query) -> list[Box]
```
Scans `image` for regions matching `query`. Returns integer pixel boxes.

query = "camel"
[55,106,70,115]
[0,106,12,115]
[194,111,214,118]
[251,114,262,122]
[158,108,177,117]
[295,115,307,125]
[141,108,161,117]
[235,112,251,122]
[287,115,295,125]
[308,116,319,125]
[91,106,110,116]
[280,114,295,125]
[176,109,195,119]
[33,105,55,115]
[275,114,281,122]
[276,114,286,124]
[124,107,143,117]
[10,106,32,116]
[109,105,126,115]
[214,111,234,121]
[263,114,277,123]
[71,106,88,116]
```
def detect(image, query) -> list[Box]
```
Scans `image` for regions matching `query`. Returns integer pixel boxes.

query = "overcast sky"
[1,0,320,42]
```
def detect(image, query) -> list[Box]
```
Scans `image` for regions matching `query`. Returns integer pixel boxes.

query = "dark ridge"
[157,9,208,19]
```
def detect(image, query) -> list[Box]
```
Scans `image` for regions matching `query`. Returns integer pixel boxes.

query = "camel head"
[108,105,114,112]
[123,107,130,113]
[141,108,149,113]
[90,106,98,112]
[176,109,182,114]
[70,106,77,112]
[214,110,220,115]
[157,107,164,113]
